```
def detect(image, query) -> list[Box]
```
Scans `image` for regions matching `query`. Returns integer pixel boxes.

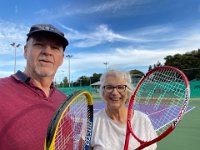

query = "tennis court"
[157,98,200,150]
[93,99,199,150]
[92,81,200,150]
[59,80,200,150]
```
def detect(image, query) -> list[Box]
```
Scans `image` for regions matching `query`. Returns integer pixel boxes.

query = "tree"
[148,65,152,71]
[164,49,200,80]
[129,69,144,76]
[90,73,102,84]
[129,69,144,84]
[148,61,162,71]
[63,77,68,87]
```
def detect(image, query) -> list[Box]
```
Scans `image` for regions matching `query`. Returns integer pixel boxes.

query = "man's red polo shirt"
[0,71,67,150]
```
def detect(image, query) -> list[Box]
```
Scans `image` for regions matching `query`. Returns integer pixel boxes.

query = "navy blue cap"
[27,24,69,49]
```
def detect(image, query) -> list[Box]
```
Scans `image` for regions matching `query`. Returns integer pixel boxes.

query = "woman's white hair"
[99,69,133,103]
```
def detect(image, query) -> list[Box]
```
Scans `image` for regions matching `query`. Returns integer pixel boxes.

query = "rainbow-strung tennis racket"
[124,66,190,150]
[44,90,93,150]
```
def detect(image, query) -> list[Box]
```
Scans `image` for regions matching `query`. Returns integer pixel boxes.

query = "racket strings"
[133,69,187,139]
[54,95,88,150]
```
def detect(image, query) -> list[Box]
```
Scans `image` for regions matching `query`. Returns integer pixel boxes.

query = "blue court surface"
[93,101,195,131]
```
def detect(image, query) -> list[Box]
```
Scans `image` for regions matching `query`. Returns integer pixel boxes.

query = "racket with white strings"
[124,66,190,150]
[44,90,93,150]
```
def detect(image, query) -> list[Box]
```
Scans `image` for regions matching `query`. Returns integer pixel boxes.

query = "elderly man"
[0,24,68,150]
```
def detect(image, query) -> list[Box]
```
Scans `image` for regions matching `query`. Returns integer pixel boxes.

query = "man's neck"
[31,78,52,96]
[24,70,54,97]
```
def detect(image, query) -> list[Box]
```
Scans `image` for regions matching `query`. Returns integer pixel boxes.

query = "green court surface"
[158,99,200,150]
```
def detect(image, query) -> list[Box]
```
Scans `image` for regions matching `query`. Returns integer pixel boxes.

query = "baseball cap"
[27,24,69,49]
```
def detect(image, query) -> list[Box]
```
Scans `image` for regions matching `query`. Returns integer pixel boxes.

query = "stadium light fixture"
[103,62,109,71]
[10,42,21,73]
[66,55,72,87]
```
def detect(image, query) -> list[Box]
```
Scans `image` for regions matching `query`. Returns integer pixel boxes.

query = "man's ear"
[60,53,64,66]
[24,45,28,59]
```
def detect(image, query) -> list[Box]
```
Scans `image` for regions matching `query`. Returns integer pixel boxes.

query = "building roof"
[91,81,100,86]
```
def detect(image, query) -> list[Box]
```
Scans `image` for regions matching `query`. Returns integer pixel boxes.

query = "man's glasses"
[103,85,127,93]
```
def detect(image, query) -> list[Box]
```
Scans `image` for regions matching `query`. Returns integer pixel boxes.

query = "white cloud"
[0,20,27,55]
[0,70,14,77]
[61,21,200,51]
[57,46,189,81]
[33,0,150,20]
[0,45,188,80]
[62,24,137,48]
[1,19,200,81]
[83,0,151,14]
[174,25,200,50]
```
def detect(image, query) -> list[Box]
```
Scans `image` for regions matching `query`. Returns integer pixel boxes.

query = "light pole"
[61,70,64,87]
[90,77,92,86]
[66,55,72,87]
[80,79,82,87]
[103,62,109,71]
[89,77,95,86]
[10,43,21,73]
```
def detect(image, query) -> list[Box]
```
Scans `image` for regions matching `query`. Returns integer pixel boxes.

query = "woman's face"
[103,74,129,111]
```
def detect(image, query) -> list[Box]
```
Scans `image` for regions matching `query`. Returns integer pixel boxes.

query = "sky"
[1,0,200,82]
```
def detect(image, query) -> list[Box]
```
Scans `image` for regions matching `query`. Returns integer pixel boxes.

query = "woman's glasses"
[103,85,127,93]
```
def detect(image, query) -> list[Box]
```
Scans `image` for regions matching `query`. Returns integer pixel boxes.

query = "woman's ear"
[126,91,132,104]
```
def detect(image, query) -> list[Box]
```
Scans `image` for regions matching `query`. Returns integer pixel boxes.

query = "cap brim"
[27,30,69,48]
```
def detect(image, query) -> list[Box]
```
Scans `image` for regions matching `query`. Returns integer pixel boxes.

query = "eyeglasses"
[103,85,127,93]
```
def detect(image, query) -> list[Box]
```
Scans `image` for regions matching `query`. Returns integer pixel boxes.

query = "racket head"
[125,66,190,149]
[44,90,93,150]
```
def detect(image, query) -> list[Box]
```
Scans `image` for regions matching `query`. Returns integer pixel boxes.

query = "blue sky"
[1,0,200,82]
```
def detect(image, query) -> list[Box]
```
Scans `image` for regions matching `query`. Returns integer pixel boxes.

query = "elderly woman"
[90,69,157,150]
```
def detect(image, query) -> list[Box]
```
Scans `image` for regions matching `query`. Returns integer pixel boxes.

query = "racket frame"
[44,90,93,150]
[124,66,190,150]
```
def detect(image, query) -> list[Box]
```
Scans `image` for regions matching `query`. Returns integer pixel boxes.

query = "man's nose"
[42,45,52,55]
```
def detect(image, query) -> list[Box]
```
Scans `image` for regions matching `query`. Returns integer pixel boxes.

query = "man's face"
[24,34,64,78]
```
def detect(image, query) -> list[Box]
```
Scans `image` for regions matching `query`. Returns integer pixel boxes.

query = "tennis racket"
[124,66,190,150]
[44,90,93,150]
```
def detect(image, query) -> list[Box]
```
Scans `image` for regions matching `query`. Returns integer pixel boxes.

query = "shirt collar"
[12,70,30,82]
[12,70,54,87]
